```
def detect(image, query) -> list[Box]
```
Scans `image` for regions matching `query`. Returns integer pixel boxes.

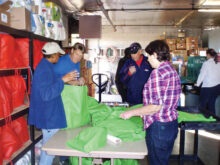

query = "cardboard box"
[186,37,198,43]
[31,5,38,14]
[176,38,186,44]
[186,43,198,50]
[168,44,176,51]
[0,8,10,26]
[173,50,188,61]
[10,7,31,31]
[176,43,186,50]
[166,39,176,45]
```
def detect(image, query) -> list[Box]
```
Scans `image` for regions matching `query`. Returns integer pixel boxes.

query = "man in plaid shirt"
[120,40,181,165]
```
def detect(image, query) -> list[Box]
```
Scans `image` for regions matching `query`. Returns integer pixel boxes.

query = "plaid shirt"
[143,62,181,129]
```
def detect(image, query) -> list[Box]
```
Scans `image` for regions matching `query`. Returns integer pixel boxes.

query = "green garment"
[66,127,107,153]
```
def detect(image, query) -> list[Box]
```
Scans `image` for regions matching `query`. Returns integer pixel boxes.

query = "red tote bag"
[0,128,3,165]
[2,74,27,109]
[0,34,15,69]
[0,77,13,118]
[15,38,30,67]
[33,40,47,69]
[2,124,22,160]
[11,117,30,144]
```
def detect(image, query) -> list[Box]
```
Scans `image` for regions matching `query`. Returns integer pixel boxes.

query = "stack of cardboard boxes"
[166,36,205,77]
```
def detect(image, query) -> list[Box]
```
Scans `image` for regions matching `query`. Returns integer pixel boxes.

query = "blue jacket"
[28,58,67,129]
[119,55,153,105]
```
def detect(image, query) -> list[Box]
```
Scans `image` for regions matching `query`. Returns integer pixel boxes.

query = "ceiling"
[49,0,220,30]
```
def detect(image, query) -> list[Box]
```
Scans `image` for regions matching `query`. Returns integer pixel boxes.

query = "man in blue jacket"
[119,42,153,105]
[28,42,78,165]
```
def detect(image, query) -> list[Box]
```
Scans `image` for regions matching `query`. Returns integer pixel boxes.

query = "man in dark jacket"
[28,42,78,165]
[115,47,131,102]
[119,42,153,105]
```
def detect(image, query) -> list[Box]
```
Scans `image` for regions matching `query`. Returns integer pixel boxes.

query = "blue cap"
[129,42,142,54]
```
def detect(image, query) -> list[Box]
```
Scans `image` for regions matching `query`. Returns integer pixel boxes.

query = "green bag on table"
[96,118,145,142]
[88,103,112,126]
[61,85,90,129]
[69,157,93,165]
[103,158,140,165]
[66,127,107,153]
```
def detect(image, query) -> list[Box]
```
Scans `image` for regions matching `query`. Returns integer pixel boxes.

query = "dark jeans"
[145,120,178,165]
[200,84,220,115]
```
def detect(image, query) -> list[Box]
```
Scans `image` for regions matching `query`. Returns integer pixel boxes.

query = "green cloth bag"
[96,118,145,142]
[69,157,93,165]
[103,158,140,165]
[61,85,90,129]
[178,111,216,123]
[66,127,107,153]
[88,103,113,126]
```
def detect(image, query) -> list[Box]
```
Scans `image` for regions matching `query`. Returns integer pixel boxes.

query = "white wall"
[87,25,202,75]
[208,29,220,52]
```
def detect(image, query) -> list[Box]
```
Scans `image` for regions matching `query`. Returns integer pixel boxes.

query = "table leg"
[193,130,198,161]
[179,129,185,165]
[111,158,114,165]
[79,157,82,165]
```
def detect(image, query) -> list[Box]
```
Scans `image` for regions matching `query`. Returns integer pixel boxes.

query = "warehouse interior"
[0,0,220,165]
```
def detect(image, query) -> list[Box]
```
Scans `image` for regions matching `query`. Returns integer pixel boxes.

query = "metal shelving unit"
[0,23,59,165]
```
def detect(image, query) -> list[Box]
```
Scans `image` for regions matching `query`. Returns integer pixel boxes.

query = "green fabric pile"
[177,111,216,123]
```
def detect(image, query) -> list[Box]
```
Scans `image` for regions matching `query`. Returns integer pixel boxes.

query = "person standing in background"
[28,42,78,165]
[196,48,220,115]
[119,42,153,105]
[115,47,131,102]
[54,42,86,86]
[120,40,181,165]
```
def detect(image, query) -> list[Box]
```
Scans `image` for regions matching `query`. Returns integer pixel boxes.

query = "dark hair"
[145,40,170,62]
[124,47,131,59]
[72,42,86,53]
[43,54,53,58]
[207,48,218,64]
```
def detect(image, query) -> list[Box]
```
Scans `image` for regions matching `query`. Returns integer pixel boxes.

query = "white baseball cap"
[42,42,65,55]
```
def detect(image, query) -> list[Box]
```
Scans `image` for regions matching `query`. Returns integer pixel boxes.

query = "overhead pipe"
[96,0,117,32]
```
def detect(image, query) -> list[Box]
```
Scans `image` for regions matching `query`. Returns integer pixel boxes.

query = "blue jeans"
[146,120,178,165]
[39,129,59,165]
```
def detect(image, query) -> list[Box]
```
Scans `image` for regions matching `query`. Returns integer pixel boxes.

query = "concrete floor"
[52,130,219,165]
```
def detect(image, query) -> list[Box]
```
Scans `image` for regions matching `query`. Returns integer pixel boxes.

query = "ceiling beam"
[85,7,220,12]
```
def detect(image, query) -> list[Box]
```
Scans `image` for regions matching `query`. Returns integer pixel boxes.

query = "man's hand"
[62,71,79,83]
[129,66,136,75]
[78,77,85,86]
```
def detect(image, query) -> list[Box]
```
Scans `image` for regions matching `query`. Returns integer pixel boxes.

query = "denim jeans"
[145,120,178,165]
[39,129,59,165]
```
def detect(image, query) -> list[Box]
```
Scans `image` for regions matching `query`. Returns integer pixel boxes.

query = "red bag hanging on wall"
[0,34,15,69]
[2,74,27,109]
[11,117,30,144]
[0,128,3,165]
[33,39,47,69]
[2,124,22,160]
[15,38,30,67]
[0,34,25,69]
[0,77,13,118]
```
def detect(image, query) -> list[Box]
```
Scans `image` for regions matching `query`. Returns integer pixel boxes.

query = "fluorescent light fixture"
[198,9,220,12]
[203,0,220,6]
